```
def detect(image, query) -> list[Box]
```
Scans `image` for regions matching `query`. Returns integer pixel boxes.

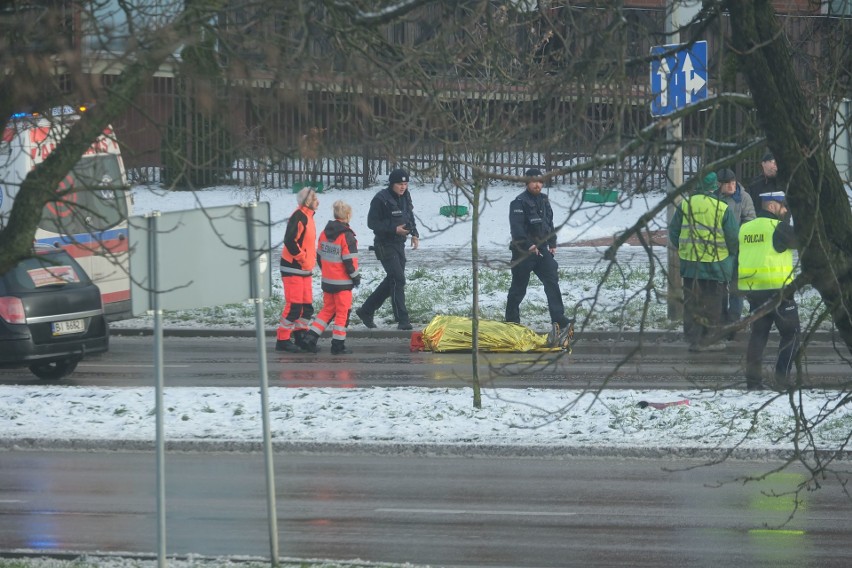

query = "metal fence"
[112,9,849,192]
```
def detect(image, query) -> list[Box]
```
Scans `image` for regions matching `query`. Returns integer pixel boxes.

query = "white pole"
[245,203,279,565]
[147,211,167,568]
[666,1,684,321]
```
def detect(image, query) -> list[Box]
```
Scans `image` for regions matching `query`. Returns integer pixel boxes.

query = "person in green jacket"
[668,172,740,352]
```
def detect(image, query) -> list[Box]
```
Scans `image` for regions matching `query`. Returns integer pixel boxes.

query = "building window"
[827,0,852,16]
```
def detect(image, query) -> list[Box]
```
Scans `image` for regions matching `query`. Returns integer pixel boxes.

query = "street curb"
[109,326,843,343]
[2,438,849,461]
[110,327,415,339]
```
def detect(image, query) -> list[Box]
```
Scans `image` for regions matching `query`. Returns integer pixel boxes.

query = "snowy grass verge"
[110,261,826,334]
[2,386,850,454]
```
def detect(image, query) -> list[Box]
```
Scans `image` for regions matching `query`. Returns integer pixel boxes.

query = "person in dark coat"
[504,168,571,330]
[746,151,780,206]
[355,168,419,330]
[715,168,756,330]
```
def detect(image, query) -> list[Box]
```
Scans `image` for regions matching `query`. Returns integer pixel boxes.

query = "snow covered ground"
[2,384,850,456]
[115,181,819,333]
[128,179,664,252]
[113,181,691,332]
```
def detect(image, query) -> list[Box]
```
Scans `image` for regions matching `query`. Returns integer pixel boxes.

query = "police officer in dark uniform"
[356,168,419,330]
[746,151,780,205]
[505,168,571,329]
[737,191,800,391]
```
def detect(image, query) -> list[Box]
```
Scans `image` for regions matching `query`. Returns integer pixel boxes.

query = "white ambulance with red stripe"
[0,106,132,321]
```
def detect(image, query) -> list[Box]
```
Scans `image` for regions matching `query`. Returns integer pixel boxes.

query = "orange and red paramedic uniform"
[309,219,360,340]
[277,204,317,341]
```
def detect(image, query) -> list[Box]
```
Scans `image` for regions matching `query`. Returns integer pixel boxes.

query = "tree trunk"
[726,0,852,353]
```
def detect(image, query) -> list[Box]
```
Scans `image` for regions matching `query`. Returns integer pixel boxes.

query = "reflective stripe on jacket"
[677,193,730,263]
[280,205,317,276]
[737,217,793,291]
[318,220,359,292]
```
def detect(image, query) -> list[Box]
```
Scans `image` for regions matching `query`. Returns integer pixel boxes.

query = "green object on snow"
[582,188,619,203]
[292,181,324,193]
[440,205,469,217]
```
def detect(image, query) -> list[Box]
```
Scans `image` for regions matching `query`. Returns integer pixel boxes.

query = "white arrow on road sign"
[681,53,706,104]
[657,57,671,109]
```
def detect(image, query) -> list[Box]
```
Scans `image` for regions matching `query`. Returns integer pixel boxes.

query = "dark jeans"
[723,289,744,324]
[746,291,800,388]
[360,240,409,325]
[723,256,744,324]
[682,277,725,346]
[505,248,567,325]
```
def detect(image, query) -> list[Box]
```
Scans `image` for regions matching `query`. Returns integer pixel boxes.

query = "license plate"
[52,319,85,335]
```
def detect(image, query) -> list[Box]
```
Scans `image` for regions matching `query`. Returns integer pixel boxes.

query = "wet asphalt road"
[3,326,852,566]
[2,451,852,567]
[0,331,849,390]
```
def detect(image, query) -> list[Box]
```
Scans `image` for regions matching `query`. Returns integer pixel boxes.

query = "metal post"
[245,203,279,565]
[666,2,684,321]
[147,211,167,568]
[470,178,482,409]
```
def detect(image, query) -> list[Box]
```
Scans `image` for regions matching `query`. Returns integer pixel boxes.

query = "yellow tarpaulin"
[421,315,572,353]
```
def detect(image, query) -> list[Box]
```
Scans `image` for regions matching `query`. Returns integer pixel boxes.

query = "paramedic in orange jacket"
[302,200,361,355]
[275,187,319,352]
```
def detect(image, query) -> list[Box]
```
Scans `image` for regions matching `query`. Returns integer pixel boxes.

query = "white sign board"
[129,203,271,315]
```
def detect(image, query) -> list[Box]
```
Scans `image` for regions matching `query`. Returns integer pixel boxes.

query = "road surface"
[0,333,849,390]
[1,451,850,567]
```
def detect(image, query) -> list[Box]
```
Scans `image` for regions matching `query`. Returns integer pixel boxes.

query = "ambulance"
[0,106,132,321]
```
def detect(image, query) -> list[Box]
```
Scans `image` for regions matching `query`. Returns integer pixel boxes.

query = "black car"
[0,246,109,379]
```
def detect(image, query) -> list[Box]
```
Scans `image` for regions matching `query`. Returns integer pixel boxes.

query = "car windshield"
[38,153,128,235]
[2,251,90,293]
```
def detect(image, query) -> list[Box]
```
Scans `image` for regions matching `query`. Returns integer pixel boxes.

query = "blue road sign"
[650,41,708,117]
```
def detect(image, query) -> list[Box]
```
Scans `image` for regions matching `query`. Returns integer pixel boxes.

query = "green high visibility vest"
[677,193,730,262]
[737,217,794,291]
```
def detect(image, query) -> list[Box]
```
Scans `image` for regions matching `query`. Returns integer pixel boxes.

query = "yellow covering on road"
[422,315,568,353]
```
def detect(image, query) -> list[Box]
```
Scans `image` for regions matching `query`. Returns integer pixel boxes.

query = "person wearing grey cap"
[505,168,572,331]
[356,168,419,330]
[715,168,755,332]
[737,191,800,391]
[747,151,779,205]
[275,186,320,352]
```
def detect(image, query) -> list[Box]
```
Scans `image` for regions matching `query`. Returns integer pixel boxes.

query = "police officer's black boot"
[301,331,320,354]
[355,307,376,329]
[773,372,792,392]
[745,372,764,391]
[331,339,352,355]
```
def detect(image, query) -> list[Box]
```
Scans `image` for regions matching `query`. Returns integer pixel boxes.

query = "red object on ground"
[637,399,690,410]
[409,331,425,352]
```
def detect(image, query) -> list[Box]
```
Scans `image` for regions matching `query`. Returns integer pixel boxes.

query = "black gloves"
[351,275,361,287]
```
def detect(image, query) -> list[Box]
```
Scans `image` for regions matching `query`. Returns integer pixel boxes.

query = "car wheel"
[28,359,79,380]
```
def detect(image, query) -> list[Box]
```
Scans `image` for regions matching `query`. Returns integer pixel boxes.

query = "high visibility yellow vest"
[677,194,730,262]
[737,217,794,291]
